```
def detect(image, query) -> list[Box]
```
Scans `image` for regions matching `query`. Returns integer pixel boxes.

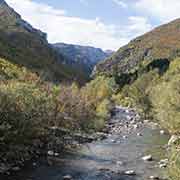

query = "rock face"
[53,43,112,77]
[0,1,46,40]
[94,18,180,77]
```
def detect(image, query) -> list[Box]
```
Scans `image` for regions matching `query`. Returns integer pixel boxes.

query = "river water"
[1,107,170,180]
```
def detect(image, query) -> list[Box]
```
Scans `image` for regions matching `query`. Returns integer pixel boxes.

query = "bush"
[113,70,159,116]
[0,75,116,150]
[150,77,180,133]
[150,58,180,133]
[48,83,96,132]
[95,99,112,130]
[168,146,180,180]
[0,81,50,146]
[80,76,117,130]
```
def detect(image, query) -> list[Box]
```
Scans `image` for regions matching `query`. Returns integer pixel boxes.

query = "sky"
[5,0,180,50]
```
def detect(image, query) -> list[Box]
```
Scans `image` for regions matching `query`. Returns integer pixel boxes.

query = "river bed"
[1,107,170,180]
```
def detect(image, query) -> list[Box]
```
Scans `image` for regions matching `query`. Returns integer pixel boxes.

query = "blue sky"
[6,0,180,50]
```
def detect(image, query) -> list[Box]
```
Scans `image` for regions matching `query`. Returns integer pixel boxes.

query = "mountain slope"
[94,18,180,76]
[53,43,112,76]
[0,0,84,82]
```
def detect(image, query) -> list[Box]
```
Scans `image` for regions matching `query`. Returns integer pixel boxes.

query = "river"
[1,107,170,180]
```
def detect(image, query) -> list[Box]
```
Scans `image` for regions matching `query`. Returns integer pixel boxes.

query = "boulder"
[142,155,153,161]
[32,162,37,166]
[54,152,59,157]
[47,150,54,156]
[137,133,142,136]
[149,175,160,179]
[63,175,72,180]
[158,159,168,168]
[124,170,136,176]
[133,124,139,129]
[123,135,127,139]
[159,163,167,168]
[160,130,165,135]
[116,161,124,166]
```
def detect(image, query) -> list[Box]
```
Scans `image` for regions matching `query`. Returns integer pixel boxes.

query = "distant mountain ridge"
[53,43,113,76]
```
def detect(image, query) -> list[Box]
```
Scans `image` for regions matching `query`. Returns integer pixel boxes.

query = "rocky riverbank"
[0,106,172,180]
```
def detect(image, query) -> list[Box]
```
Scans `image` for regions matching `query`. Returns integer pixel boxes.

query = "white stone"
[160,130,165,135]
[32,162,37,166]
[54,153,59,157]
[63,175,72,180]
[159,163,167,168]
[123,135,127,139]
[47,150,54,156]
[124,170,136,175]
[126,115,132,120]
[149,175,159,179]
[111,139,116,143]
[142,155,152,161]
[137,133,142,136]
[116,161,124,165]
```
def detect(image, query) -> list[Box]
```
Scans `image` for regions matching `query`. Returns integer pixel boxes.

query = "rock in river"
[116,161,124,166]
[137,133,142,136]
[63,175,72,180]
[142,155,153,161]
[149,175,160,179]
[47,150,54,156]
[124,170,136,176]
[160,130,165,135]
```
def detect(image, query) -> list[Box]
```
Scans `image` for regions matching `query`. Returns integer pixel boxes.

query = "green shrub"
[95,99,112,130]
[168,146,180,180]
[150,77,180,133]
[114,70,160,116]
[0,81,50,145]
[80,76,117,130]
[149,58,180,133]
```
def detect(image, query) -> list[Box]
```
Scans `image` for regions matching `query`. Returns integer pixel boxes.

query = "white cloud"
[136,0,180,23]
[112,0,127,8]
[127,16,152,35]
[6,0,152,50]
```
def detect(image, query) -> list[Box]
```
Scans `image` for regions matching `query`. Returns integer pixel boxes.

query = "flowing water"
[1,107,170,180]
